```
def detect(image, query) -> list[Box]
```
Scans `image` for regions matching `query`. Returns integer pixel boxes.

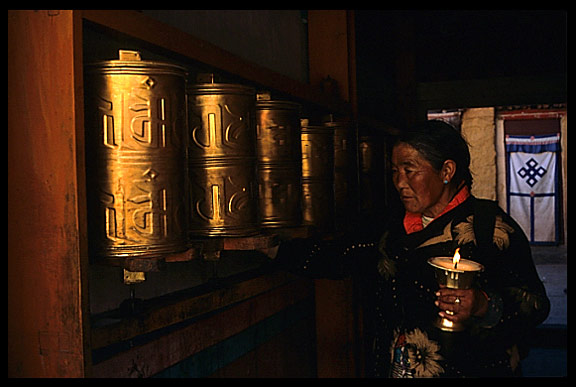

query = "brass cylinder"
[300,121,334,231]
[256,98,302,228]
[324,120,357,231]
[301,179,334,231]
[257,162,302,228]
[256,99,302,163]
[85,50,188,258]
[188,158,259,236]
[187,81,259,236]
[187,82,256,159]
[358,134,387,219]
[301,123,334,180]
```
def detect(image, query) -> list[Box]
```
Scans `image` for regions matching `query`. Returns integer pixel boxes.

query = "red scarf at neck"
[403,186,470,234]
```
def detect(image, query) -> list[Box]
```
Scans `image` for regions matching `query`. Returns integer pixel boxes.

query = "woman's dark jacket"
[275,196,550,377]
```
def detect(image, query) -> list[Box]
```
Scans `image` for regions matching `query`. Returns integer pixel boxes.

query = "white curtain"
[506,134,560,244]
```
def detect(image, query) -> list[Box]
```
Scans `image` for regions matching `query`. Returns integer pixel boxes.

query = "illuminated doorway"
[428,105,566,245]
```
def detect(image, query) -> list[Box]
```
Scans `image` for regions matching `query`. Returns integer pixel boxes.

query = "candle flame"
[453,248,461,269]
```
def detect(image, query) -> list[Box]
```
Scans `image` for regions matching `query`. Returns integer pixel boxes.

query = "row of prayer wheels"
[84,51,385,260]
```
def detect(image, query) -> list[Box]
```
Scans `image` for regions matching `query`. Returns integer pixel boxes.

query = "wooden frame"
[8,10,89,377]
[9,10,358,377]
[92,273,314,378]
[83,10,335,111]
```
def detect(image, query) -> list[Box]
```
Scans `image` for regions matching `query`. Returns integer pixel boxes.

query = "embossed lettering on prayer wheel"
[300,122,334,231]
[257,162,302,228]
[256,98,302,228]
[187,81,259,236]
[85,50,188,258]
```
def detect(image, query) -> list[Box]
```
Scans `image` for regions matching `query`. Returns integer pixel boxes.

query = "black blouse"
[276,196,550,377]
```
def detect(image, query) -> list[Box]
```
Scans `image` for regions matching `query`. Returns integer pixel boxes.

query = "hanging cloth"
[505,133,560,244]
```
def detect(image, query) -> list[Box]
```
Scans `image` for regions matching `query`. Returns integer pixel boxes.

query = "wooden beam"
[91,271,299,350]
[8,10,91,377]
[416,75,568,115]
[307,10,356,116]
[314,279,358,377]
[306,10,361,378]
[205,306,316,377]
[80,10,335,111]
[91,275,314,377]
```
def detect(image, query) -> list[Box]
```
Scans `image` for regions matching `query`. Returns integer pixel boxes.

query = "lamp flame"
[453,248,461,269]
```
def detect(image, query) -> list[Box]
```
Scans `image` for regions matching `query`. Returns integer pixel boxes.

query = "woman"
[275,120,550,377]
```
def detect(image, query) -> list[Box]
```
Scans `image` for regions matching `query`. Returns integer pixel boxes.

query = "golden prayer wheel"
[255,96,302,228]
[301,121,334,180]
[187,158,259,236]
[358,134,387,220]
[324,119,357,230]
[257,163,302,228]
[84,50,188,258]
[301,180,334,232]
[186,79,259,236]
[255,97,302,163]
[300,120,334,232]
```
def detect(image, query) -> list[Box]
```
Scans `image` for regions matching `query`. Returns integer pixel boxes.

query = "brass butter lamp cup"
[427,251,484,332]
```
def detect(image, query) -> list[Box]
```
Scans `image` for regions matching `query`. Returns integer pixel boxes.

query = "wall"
[461,107,497,200]
[560,114,567,243]
[141,10,308,83]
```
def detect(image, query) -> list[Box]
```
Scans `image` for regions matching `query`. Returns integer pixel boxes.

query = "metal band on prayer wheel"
[300,121,334,232]
[256,97,302,228]
[187,80,259,236]
[85,50,188,258]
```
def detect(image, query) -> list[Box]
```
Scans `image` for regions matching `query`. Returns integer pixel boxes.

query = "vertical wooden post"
[8,10,90,377]
[314,279,359,377]
[308,10,357,115]
[307,10,361,377]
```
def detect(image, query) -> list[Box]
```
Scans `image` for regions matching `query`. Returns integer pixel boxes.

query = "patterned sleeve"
[473,211,550,340]
[275,231,380,280]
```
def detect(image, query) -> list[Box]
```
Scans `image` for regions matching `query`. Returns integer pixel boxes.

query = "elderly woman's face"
[391,142,447,216]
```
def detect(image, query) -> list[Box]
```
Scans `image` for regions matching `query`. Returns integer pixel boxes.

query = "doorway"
[428,105,567,245]
[496,108,567,245]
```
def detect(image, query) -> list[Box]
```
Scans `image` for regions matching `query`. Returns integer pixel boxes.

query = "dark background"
[354,10,567,126]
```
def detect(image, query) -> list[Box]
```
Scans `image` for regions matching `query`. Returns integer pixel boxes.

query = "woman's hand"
[435,286,489,323]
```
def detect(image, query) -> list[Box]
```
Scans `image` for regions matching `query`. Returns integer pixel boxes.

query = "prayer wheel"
[300,120,334,232]
[324,119,357,230]
[358,133,387,223]
[255,96,302,228]
[186,79,259,236]
[84,50,188,258]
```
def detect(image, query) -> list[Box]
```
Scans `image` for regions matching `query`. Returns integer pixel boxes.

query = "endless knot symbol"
[517,158,547,187]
